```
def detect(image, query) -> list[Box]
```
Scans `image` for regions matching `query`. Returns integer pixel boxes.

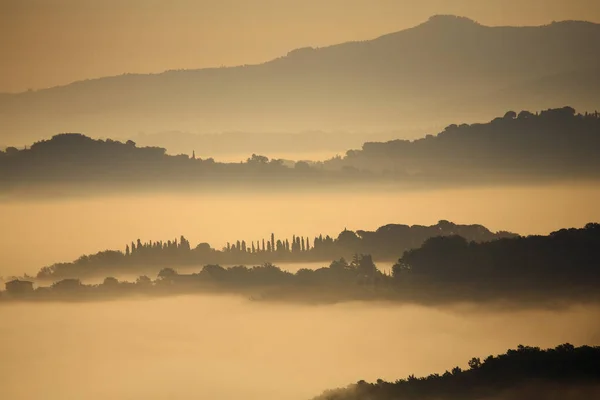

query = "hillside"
[1,15,600,144]
[313,344,600,400]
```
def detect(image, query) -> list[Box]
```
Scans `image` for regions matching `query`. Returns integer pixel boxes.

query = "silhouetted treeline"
[326,107,600,182]
[3,223,598,304]
[313,344,600,400]
[34,221,515,280]
[4,255,383,302]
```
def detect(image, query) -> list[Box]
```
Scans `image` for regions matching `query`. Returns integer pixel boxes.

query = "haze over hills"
[1,15,600,146]
[4,4,600,400]
[2,106,598,197]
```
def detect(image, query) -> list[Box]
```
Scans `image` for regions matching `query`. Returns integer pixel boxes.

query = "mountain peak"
[424,15,481,28]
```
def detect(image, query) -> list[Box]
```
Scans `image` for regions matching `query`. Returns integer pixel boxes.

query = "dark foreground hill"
[2,15,600,143]
[312,344,600,400]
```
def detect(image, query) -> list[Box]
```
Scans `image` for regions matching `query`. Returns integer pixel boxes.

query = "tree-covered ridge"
[313,344,600,400]
[6,255,388,303]
[34,221,516,281]
[0,133,327,186]
[328,107,600,180]
[3,223,598,305]
[393,222,600,291]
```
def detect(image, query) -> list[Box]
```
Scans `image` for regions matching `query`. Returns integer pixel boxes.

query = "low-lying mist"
[1,297,599,400]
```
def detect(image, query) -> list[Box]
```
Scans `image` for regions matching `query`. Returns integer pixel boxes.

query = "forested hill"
[393,223,600,293]
[35,220,516,280]
[2,15,600,142]
[313,344,600,400]
[327,107,600,181]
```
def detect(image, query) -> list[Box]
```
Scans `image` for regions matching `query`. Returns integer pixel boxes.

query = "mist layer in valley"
[1,296,599,400]
[4,7,600,400]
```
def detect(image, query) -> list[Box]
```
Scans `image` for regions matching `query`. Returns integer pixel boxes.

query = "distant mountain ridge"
[1,15,600,143]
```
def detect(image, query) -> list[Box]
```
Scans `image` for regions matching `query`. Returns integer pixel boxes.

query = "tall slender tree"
[270,233,275,253]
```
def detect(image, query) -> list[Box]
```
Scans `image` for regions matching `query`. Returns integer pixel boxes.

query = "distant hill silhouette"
[313,344,600,400]
[2,107,598,195]
[1,15,599,144]
[0,132,340,193]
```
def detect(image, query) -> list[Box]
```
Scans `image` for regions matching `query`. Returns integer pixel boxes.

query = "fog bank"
[1,297,599,400]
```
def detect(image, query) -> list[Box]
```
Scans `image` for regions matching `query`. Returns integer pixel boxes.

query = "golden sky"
[1,0,599,93]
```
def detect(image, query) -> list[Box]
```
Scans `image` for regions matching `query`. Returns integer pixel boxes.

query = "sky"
[1,0,600,93]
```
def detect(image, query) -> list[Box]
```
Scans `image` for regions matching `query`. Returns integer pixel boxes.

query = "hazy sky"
[1,0,600,93]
